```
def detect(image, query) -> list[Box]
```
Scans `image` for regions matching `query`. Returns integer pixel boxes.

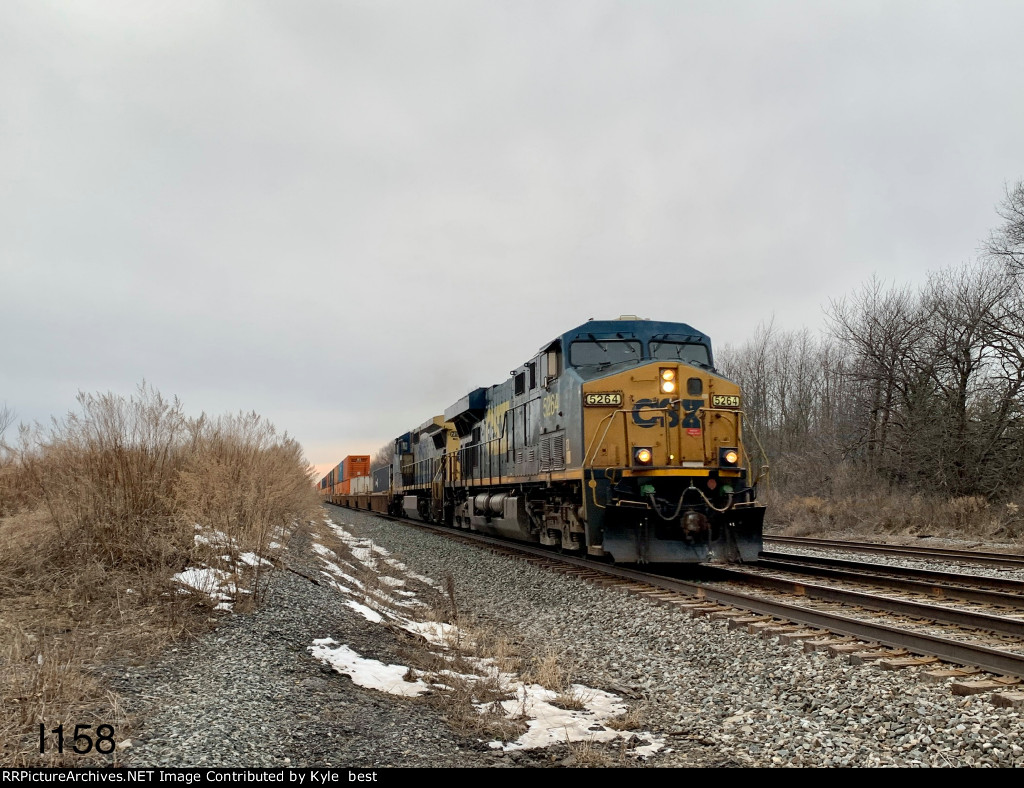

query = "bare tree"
[718,321,853,494]
[915,263,1011,494]
[985,180,1024,274]
[827,276,928,473]
[371,440,394,472]
[0,404,15,460]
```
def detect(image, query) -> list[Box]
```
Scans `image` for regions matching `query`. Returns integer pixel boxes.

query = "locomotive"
[322,316,765,564]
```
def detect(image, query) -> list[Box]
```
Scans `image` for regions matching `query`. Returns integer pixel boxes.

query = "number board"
[711,394,741,408]
[584,392,623,407]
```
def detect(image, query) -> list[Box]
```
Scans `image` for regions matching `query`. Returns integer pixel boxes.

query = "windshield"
[569,340,642,367]
[649,341,711,367]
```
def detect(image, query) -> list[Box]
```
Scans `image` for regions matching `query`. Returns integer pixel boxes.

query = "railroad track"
[766,535,1024,570]
[757,550,1024,595]
[326,504,1024,702]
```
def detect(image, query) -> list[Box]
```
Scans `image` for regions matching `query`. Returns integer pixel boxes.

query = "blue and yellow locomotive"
[334,316,765,564]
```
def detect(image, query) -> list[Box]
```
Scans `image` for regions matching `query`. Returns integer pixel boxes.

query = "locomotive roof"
[551,317,711,349]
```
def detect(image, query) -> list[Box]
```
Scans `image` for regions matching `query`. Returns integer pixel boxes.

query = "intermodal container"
[341,455,371,481]
[372,465,391,493]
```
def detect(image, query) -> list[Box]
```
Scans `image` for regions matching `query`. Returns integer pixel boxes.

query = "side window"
[515,372,526,396]
[545,350,560,382]
[527,362,537,390]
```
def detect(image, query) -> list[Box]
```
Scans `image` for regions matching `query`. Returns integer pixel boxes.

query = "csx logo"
[631,398,703,428]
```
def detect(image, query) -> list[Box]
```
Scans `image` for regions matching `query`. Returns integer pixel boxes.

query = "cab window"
[569,340,642,368]
[648,341,710,367]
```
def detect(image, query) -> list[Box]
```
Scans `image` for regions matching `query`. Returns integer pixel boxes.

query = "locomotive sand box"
[320,316,765,564]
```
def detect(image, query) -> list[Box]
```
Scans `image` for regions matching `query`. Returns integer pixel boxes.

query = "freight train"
[319,316,765,563]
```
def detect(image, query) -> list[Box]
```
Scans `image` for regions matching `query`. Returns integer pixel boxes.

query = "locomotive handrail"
[695,405,743,466]
[582,408,629,468]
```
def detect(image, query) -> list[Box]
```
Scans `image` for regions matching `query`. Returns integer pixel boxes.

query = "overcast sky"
[3,0,1024,476]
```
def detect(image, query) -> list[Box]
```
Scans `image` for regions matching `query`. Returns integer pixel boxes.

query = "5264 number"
[584,392,622,407]
[39,723,116,754]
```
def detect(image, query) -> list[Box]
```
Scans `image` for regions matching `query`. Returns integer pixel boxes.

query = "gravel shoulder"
[108,507,1024,768]
[106,524,507,768]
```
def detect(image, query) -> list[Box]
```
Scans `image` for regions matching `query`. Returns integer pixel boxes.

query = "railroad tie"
[848,648,909,665]
[643,591,686,601]
[803,636,856,653]
[709,610,747,621]
[686,605,729,618]
[727,615,773,631]
[747,620,792,636]
[950,676,1022,696]
[921,667,983,683]
[989,691,1024,708]
[776,629,824,645]
[826,642,875,657]
[876,656,940,671]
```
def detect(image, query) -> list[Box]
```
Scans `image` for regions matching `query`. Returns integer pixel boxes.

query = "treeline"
[719,181,1024,505]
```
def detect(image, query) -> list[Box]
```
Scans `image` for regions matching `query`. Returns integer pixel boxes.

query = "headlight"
[719,447,739,467]
[660,368,676,394]
[633,447,653,466]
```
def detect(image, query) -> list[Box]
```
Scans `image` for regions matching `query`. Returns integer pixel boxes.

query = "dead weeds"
[766,474,1024,547]
[0,384,319,765]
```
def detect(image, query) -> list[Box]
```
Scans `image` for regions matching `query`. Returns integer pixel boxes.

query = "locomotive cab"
[566,319,764,563]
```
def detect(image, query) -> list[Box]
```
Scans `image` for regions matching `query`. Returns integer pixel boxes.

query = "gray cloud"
[3,0,1024,473]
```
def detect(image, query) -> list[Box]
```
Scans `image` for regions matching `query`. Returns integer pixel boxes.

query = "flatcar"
[322,316,765,563]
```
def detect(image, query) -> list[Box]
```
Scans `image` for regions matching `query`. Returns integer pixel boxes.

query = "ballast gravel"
[110,508,1024,768]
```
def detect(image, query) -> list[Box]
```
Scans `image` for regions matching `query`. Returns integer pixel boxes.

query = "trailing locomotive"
[321,316,765,564]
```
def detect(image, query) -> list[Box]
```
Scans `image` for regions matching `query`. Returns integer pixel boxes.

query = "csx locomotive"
[322,316,765,563]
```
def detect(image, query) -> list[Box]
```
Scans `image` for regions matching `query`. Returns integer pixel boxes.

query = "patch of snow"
[345,600,384,623]
[487,683,663,755]
[401,620,463,648]
[315,512,665,757]
[172,566,249,611]
[193,528,231,547]
[238,551,272,568]
[174,566,230,596]
[319,573,355,595]
[308,639,430,697]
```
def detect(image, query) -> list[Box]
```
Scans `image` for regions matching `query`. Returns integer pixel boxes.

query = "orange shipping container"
[341,455,370,481]
[340,479,352,495]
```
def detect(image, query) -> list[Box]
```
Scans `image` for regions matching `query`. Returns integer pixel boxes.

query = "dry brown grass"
[764,463,1024,545]
[551,685,592,711]
[392,631,527,741]
[565,735,619,767]
[521,649,566,690]
[394,595,605,744]
[0,384,320,765]
[518,648,593,710]
[605,702,648,731]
